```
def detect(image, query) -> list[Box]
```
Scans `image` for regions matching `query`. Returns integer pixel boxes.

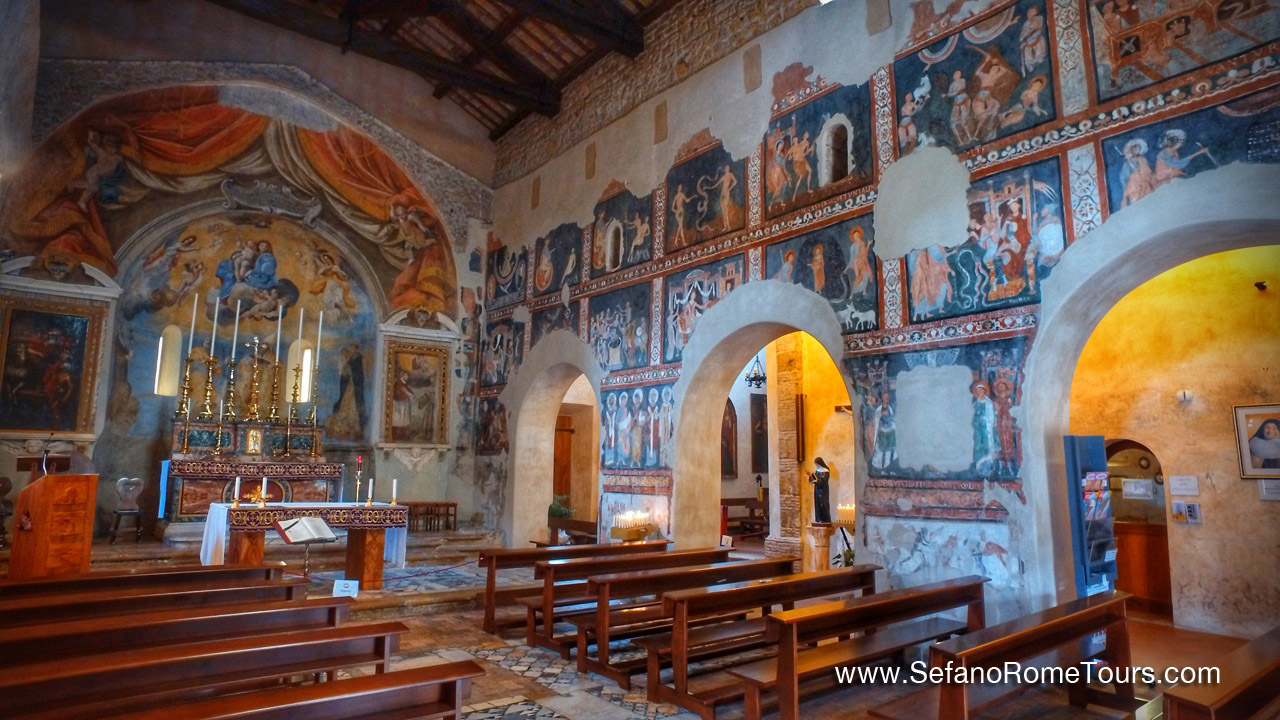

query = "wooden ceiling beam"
[347,0,438,20]
[432,11,525,99]
[204,0,560,115]
[502,0,644,58]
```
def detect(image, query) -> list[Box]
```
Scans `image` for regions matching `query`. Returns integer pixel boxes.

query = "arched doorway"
[500,330,604,548]
[671,280,854,551]
[1022,162,1280,635]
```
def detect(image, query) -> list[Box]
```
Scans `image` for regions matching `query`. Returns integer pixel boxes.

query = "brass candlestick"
[180,410,192,454]
[308,361,321,458]
[175,355,195,419]
[197,355,218,420]
[213,411,226,457]
[223,359,239,422]
[354,470,362,506]
[245,338,262,421]
[267,360,283,423]
[283,362,302,457]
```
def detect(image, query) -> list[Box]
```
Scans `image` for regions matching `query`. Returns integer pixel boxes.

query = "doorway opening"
[1104,439,1171,617]
[551,374,601,542]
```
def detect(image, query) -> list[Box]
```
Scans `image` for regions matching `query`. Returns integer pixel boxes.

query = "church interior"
[1,0,1278,717]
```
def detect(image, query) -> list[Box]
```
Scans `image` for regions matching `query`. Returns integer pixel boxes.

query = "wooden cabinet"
[8,473,98,580]
[1113,521,1172,615]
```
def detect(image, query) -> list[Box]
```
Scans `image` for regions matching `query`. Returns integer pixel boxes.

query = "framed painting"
[721,398,737,478]
[0,296,105,434]
[382,340,450,445]
[1234,403,1280,479]
[750,393,769,474]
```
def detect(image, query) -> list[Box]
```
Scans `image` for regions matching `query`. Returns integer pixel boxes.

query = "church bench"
[571,556,799,687]
[545,516,599,545]
[0,577,308,628]
[870,590,1141,720]
[727,574,986,720]
[634,564,879,719]
[104,661,487,720]
[0,620,409,719]
[475,539,670,633]
[0,596,353,667]
[1162,622,1280,719]
[0,562,286,598]
[522,546,733,654]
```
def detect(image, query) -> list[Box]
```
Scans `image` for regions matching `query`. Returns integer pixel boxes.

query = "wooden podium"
[8,468,98,580]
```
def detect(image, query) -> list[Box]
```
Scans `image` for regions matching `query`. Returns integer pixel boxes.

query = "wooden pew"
[0,620,409,719]
[545,517,599,545]
[111,661,487,720]
[0,596,353,667]
[0,578,308,628]
[729,575,987,720]
[1163,623,1280,720]
[523,546,734,655]
[871,590,1141,720]
[0,562,286,598]
[635,564,880,719]
[572,556,799,687]
[476,540,670,633]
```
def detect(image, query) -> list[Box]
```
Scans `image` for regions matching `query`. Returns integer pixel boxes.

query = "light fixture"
[745,353,767,388]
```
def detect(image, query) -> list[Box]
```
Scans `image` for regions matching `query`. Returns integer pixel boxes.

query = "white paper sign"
[1260,479,1280,501]
[1168,475,1200,496]
[1121,478,1154,500]
[333,579,360,598]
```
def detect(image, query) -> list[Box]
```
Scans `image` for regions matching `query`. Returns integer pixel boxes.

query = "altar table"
[201,502,408,590]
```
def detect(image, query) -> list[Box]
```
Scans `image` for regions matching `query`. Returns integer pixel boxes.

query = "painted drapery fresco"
[592,186,653,278]
[600,382,675,471]
[765,214,879,334]
[893,0,1057,155]
[481,318,524,387]
[664,254,746,363]
[531,302,580,348]
[664,138,747,253]
[1102,86,1280,212]
[1085,0,1278,103]
[590,282,651,372]
[907,157,1065,323]
[531,223,581,297]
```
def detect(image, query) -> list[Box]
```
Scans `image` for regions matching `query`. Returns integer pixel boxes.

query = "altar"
[202,502,408,590]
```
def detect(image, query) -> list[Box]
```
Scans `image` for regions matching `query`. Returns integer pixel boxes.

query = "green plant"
[832,548,856,567]
[548,494,574,518]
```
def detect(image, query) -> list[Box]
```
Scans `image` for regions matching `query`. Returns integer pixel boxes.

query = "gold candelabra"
[245,337,262,421]
[308,361,320,458]
[267,360,283,423]
[213,410,227,457]
[223,359,239,422]
[175,355,194,419]
[354,469,362,506]
[283,362,302,457]
[197,355,218,420]
[180,410,192,454]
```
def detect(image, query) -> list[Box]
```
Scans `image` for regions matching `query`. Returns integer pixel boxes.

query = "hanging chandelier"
[744,353,767,388]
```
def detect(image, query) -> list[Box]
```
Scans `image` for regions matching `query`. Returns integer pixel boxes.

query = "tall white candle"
[261,476,268,501]
[230,299,242,363]
[274,310,282,362]
[233,476,241,501]
[368,476,375,502]
[392,478,398,501]
[218,397,224,421]
[296,307,305,345]
[209,298,220,355]
[315,310,324,370]
[187,295,198,354]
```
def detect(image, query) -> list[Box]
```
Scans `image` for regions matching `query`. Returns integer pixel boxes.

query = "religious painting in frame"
[382,340,450,445]
[1234,403,1280,479]
[721,398,738,478]
[750,393,769,474]
[0,295,105,433]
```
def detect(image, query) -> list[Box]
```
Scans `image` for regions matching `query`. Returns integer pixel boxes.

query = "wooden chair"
[110,661,487,720]
[1162,622,1280,719]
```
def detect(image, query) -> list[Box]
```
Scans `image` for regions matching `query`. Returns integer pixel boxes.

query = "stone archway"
[499,329,606,548]
[1021,162,1280,608]
[670,279,852,549]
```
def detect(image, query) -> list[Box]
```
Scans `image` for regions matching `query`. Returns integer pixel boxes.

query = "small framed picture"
[1233,403,1280,479]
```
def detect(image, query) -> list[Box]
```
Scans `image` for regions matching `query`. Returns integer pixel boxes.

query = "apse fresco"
[0,85,457,317]
[893,0,1057,156]
[589,282,650,372]
[531,223,581,297]
[1085,0,1279,103]
[845,335,1028,482]
[663,254,746,363]
[906,157,1065,323]
[115,211,379,443]
[480,318,524,387]
[600,381,676,470]
[530,302,579,348]
[592,186,653,278]
[1101,86,1280,212]
[664,141,747,253]
[765,214,879,334]
[486,243,527,310]
[765,79,874,217]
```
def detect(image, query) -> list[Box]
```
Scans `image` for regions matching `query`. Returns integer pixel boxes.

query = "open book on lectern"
[273,516,338,544]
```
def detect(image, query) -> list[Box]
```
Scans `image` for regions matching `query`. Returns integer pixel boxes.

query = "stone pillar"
[803,522,834,572]
[0,0,40,180]
[764,334,803,558]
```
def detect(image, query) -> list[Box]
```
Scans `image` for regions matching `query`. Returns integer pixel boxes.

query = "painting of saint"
[664,255,746,363]
[590,282,650,372]
[765,214,879,333]
[764,80,873,216]
[532,223,581,297]
[664,141,746,253]
[0,306,97,432]
[325,343,367,441]
[600,382,673,471]
[383,343,449,445]
[971,380,1000,472]
[721,399,738,478]
[750,393,769,474]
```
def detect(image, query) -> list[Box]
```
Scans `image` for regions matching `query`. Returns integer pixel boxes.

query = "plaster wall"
[1070,246,1280,638]
[0,0,39,177]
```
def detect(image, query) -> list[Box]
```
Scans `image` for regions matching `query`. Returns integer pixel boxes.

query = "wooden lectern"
[8,462,97,580]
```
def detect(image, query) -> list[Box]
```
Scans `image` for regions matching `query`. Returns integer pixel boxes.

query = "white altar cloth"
[200,502,408,567]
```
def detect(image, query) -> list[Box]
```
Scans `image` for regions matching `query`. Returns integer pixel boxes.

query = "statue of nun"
[808,457,832,524]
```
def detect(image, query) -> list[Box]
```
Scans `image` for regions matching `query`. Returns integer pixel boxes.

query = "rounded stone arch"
[670,279,854,548]
[1021,162,1280,608]
[499,329,607,547]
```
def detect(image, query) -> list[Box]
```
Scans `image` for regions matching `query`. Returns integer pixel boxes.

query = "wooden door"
[553,415,573,498]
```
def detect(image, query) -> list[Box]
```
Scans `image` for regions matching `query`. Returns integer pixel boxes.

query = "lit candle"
[233,475,241,502]
[229,299,242,363]
[187,294,198,354]
[392,477,398,502]
[261,476,268,502]
[209,297,220,355]
[273,310,282,362]
[218,397,224,421]
[368,476,375,502]
[357,456,363,473]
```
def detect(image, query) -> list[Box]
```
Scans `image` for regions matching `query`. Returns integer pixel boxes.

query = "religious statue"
[808,456,832,524]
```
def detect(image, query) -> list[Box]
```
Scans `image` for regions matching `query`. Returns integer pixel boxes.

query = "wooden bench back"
[0,563,286,598]
[480,540,670,569]
[536,547,732,581]
[1162,622,1280,720]
[767,575,988,644]
[932,590,1128,669]
[590,557,798,598]
[663,564,879,617]
[548,517,598,544]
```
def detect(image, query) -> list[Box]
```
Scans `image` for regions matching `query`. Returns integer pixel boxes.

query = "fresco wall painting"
[589,282,651,372]
[531,302,580,348]
[486,242,527,310]
[600,381,676,472]
[591,185,654,279]
[480,318,524,387]
[664,138,747,254]
[531,223,582,298]
[765,213,879,334]
[663,254,746,364]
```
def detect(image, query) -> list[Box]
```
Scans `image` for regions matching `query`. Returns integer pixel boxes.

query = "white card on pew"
[333,579,359,598]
